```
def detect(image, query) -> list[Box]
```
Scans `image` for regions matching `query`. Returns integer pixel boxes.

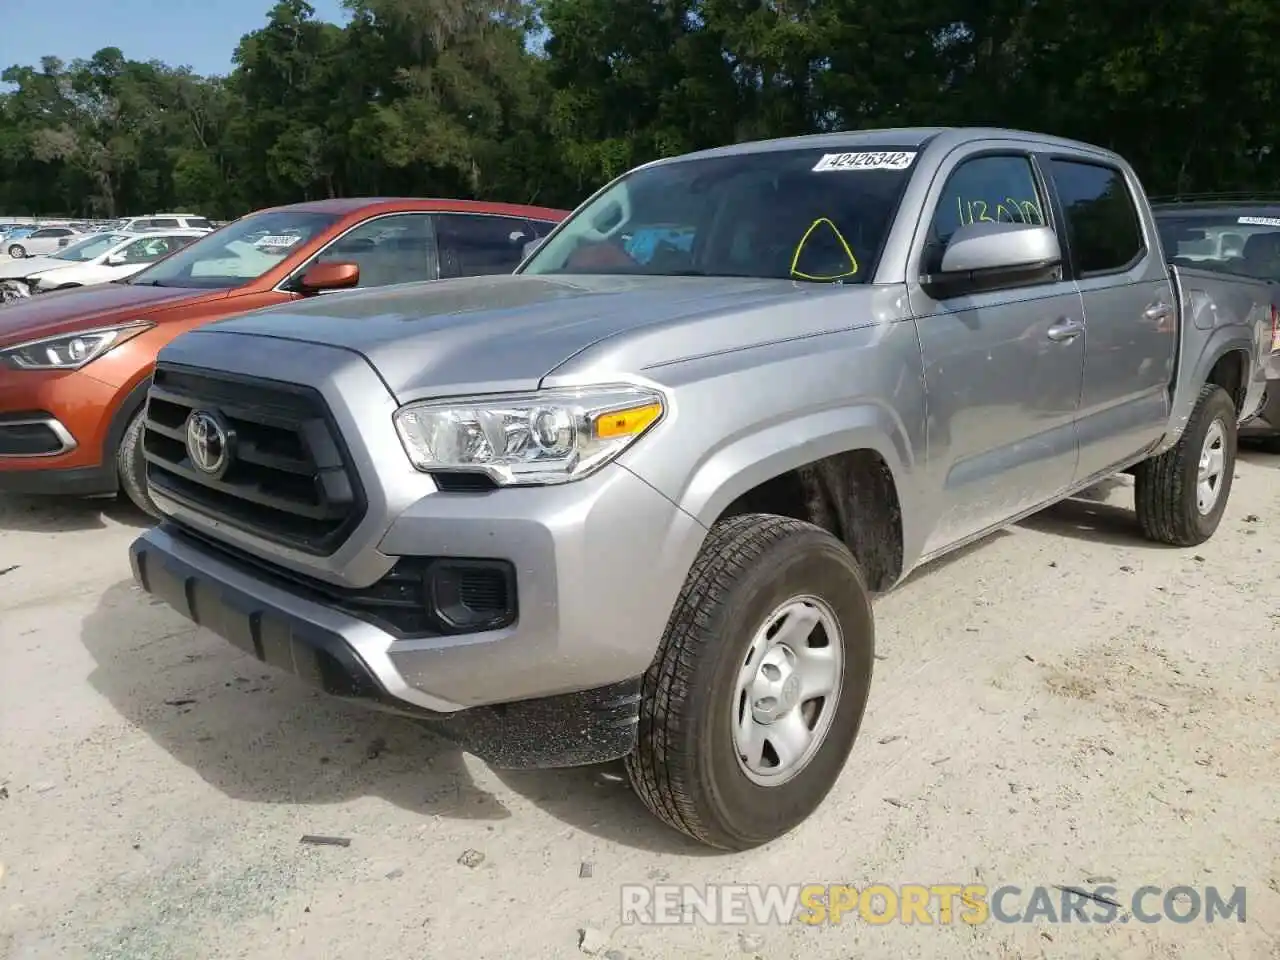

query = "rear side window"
[437,214,541,277]
[151,218,181,229]
[186,218,213,229]
[1049,160,1144,274]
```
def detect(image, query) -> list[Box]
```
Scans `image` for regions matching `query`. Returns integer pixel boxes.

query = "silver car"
[130,127,1271,849]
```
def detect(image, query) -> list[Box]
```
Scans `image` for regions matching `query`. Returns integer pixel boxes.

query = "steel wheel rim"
[1197,419,1226,515]
[732,595,844,787]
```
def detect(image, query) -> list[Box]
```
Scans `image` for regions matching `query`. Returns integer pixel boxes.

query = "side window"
[117,237,164,264]
[436,214,537,278]
[1048,160,1144,275]
[31,229,56,238]
[151,218,181,229]
[308,213,437,288]
[186,218,213,230]
[925,154,1047,273]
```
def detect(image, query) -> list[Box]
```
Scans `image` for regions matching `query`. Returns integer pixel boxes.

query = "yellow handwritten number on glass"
[789,217,859,281]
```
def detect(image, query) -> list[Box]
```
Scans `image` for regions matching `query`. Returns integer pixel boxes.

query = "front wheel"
[7,244,26,258]
[117,409,161,519]
[625,513,874,850]
[1134,383,1237,546]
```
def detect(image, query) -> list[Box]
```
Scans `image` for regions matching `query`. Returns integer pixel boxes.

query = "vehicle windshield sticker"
[255,234,302,248]
[812,151,916,172]
[1238,216,1280,227]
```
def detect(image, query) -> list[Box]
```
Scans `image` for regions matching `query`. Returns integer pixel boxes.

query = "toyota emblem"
[185,411,231,477]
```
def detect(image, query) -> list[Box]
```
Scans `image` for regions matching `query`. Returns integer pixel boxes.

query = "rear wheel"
[625,513,875,850]
[1134,383,1237,546]
[117,409,160,519]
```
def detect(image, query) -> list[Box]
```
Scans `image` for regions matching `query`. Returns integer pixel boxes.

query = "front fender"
[618,327,928,574]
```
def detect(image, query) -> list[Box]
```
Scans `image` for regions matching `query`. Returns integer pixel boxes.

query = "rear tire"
[1134,384,1237,546]
[117,409,160,519]
[625,513,874,850]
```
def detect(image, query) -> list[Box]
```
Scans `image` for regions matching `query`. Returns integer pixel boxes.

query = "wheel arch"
[102,372,154,472]
[672,404,920,592]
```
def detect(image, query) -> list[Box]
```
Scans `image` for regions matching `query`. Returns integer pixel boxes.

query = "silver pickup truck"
[129,128,1270,851]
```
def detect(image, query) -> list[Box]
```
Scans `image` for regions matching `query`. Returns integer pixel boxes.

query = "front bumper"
[0,369,122,492]
[130,462,707,767]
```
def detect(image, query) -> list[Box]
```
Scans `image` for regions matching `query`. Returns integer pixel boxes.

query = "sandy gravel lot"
[1,454,1278,960]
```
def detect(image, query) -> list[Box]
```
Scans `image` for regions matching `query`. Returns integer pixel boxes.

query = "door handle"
[1046,318,1083,342]
[1144,302,1174,321]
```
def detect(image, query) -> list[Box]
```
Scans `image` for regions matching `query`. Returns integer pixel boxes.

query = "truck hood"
[0,283,229,348]
[0,256,73,280]
[196,273,812,399]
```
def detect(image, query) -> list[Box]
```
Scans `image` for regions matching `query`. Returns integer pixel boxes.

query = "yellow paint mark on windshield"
[789,217,859,281]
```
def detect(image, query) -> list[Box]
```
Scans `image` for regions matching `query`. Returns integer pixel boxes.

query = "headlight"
[0,321,153,370]
[393,384,665,485]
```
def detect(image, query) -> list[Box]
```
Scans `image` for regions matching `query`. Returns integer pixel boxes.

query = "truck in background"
[1153,194,1280,448]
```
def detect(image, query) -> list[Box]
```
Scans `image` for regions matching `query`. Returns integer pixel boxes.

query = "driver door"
[907,149,1086,555]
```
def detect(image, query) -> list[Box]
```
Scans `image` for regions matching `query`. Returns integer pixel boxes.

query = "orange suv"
[0,197,567,515]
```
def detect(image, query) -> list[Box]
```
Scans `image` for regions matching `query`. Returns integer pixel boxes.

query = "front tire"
[625,513,874,850]
[1134,383,1237,546]
[117,409,161,519]
[8,244,25,258]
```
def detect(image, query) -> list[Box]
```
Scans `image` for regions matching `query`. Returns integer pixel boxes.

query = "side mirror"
[522,238,544,260]
[106,252,126,266]
[299,261,360,293]
[925,222,1061,296]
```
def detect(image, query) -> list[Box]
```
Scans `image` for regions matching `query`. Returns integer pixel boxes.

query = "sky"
[0,0,350,78]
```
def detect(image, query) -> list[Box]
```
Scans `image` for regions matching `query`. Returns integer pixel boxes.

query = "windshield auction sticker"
[1238,216,1280,227]
[812,151,916,172]
[255,234,303,248]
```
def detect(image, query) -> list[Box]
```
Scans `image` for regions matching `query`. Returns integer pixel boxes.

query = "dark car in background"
[1154,195,1280,447]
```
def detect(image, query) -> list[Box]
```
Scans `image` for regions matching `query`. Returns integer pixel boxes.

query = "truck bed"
[1160,264,1272,453]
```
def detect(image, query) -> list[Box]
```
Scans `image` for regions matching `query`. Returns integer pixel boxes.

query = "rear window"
[1154,210,1280,281]
[521,147,917,283]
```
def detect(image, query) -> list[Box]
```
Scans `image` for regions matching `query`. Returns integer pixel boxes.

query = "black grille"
[143,364,366,555]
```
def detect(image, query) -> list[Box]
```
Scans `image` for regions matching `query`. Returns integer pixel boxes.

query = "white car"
[26,231,205,292]
[6,225,81,258]
[108,213,214,233]
[0,232,133,285]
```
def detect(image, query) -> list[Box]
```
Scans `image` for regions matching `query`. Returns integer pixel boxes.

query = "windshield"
[126,210,340,289]
[1156,210,1280,281]
[52,232,132,262]
[520,147,916,282]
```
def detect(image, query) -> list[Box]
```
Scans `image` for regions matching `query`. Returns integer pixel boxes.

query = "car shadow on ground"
[79,579,715,856]
[0,493,153,532]
[1238,441,1280,470]
[1014,475,1179,549]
